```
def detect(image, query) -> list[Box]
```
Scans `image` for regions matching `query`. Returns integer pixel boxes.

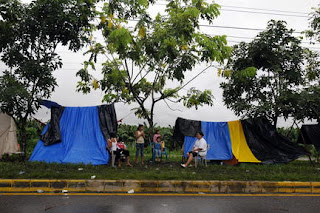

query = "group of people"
[106,124,166,167]
[107,124,208,168]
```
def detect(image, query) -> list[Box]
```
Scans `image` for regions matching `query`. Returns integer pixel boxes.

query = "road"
[1,194,320,213]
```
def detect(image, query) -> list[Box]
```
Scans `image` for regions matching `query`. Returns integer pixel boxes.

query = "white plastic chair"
[195,144,210,168]
[107,147,116,167]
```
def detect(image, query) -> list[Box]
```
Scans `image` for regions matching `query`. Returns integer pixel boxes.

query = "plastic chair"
[161,147,168,160]
[152,142,168,162]
[108,148,116,167]
[195,144,210,168]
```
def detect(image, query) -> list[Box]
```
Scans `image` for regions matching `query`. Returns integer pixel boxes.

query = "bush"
[277,127,299,142]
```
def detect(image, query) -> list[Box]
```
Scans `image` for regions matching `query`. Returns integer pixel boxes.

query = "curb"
[0,179,319,194]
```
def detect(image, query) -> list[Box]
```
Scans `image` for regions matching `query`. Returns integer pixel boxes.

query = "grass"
[1,153,320,181]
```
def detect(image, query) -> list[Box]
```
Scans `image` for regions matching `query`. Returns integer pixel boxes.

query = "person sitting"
[153,136,163,162]
[116,137,132,167]
[181,131,207,168]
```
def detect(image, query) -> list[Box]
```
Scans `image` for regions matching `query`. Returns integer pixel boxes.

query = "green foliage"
[0,0,98,154]
[182,88,214,109]
[77,0,231,128]
[305,5,320,43]
[277,127,299,142]
[221,20,319,126]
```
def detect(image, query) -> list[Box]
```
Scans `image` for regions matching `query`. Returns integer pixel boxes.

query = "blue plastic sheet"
[29,106,110,165]
[183,136,196,157]
[183,121,233,160]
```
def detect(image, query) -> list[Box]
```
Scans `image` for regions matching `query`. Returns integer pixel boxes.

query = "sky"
[1,0,320,127]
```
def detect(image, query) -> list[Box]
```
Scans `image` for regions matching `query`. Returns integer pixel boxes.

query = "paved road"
[1,195,320,213]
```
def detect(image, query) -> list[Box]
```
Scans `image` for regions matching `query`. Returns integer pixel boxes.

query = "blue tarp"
[184,121,233,160]
[29,106,110,165]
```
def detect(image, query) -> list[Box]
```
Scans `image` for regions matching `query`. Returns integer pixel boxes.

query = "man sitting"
[181,131,207,168]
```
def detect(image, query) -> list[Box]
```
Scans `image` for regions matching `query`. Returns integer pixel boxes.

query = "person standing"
[135,124,145,164]
[153,129,161,143]
[181,131,207,168]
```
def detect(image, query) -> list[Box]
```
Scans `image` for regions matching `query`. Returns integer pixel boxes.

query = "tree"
[298,6,320,123]
[0,0,98,157]
[305,5,320,44]
[220,20,316,127]
[76,0,231,134]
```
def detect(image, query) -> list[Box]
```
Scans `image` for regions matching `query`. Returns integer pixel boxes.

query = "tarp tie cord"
[31,116,46,126]
[118,111,134,123]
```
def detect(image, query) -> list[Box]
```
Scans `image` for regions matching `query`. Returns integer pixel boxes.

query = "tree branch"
[164,99,183,112]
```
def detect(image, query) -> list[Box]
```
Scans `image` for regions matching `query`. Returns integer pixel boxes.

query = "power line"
[156,1,310,15]
[220,8,308,18]
[223,35,319,45]
[128,19,304,33]
[155,2,310,18]
[199,24,303,33]
[227,39,320,50]
[220,5,309,15]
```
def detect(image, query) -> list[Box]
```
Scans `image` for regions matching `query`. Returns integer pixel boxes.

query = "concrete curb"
[0,179,319,194]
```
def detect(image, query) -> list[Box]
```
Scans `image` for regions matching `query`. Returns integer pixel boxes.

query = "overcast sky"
[2,0,320,127]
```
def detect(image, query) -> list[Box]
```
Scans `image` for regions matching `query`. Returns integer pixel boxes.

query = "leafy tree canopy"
[0,0,98,155]
[76,0,231,129]
[221,20,320,126]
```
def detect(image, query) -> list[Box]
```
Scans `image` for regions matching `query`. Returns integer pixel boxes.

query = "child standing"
[154,136,163,162]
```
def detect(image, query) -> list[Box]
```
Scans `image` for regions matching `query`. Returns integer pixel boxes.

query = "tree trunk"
[272,116,278,129]
[147,118,154,143]
[20,126,27,160]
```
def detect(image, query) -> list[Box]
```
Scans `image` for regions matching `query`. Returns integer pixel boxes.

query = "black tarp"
[98,104,118,141]
[40,107,65,146]
[173,117,202,146]
[241,118,309,164]
[40,100,61,109]
[298,124,320,152]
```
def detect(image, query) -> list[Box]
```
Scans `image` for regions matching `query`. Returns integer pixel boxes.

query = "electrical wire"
[219,5,309,15]
[155,1,311,18]
[220,8,308,18]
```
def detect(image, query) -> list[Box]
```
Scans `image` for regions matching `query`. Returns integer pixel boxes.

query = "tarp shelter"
[228,120,260,163]
[183,122,233,160]
[30,103,117,165]
[0,113,19,158]
[174,117,307,164]
[298,124,320,152]
[240,118,309,164]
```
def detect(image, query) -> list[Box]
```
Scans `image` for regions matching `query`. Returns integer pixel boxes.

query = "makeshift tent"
[175,117,308,164]
[241,118,309,164]
[30,103,117,165]
[0,113,19,158]
[298,124,320,152]
[183,121,233,160]
[228,120,260,163]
